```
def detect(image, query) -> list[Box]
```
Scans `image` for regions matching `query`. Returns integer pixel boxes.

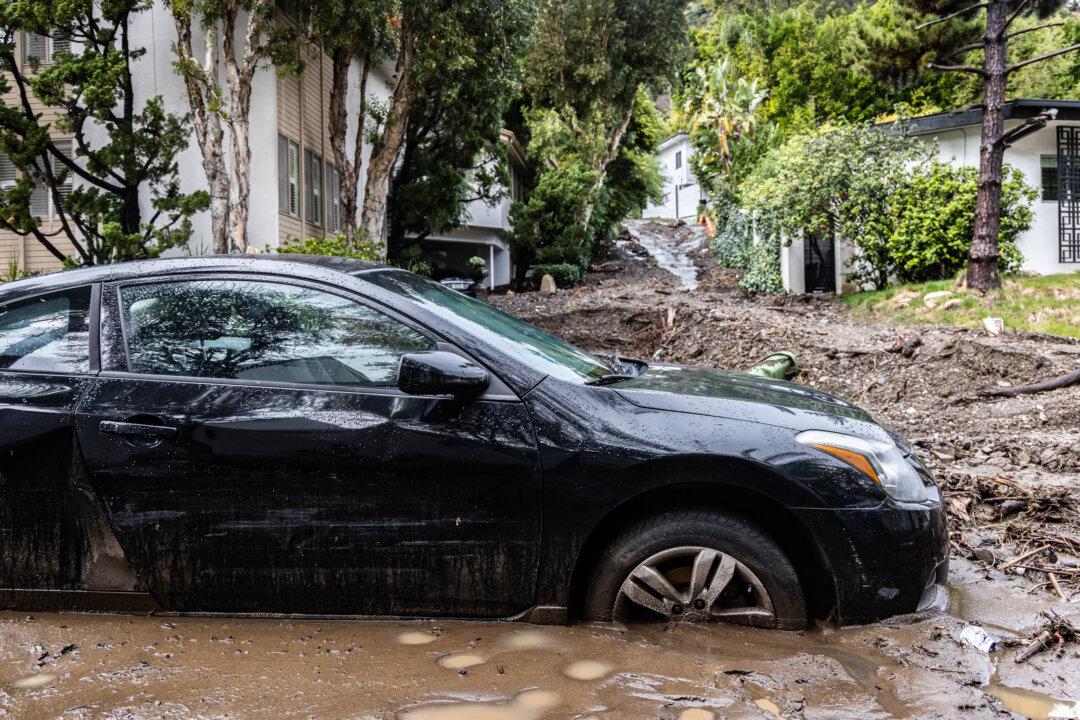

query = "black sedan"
[0,256,948,628]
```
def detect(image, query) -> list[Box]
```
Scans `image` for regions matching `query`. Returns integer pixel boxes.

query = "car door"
[74,273,543,617]
[0,286,95,594]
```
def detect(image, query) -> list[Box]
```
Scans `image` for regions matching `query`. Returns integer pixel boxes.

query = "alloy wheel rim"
[614,546,775,625]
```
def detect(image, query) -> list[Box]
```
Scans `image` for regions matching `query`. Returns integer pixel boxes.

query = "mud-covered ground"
[3,220,1080,719]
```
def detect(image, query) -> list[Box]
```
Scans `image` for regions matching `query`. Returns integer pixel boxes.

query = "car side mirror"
[398,351,490,397]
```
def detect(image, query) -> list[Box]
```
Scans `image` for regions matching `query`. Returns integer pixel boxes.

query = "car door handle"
[99,421,179,440]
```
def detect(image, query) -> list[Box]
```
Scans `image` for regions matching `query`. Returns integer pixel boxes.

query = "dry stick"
[980,368,1080,398]
[1049,573,1067,601]
[999,545,1050,571]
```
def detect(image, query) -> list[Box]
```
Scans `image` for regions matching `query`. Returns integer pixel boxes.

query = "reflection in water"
[12,673,58,689]
[754,697,783,718]
[437,653,485,670]
[990,685,1080,720]
[678,710,716,720]
[398,630,440,646]
[399,689,561,720]
[564,660,613,681]
[502,629,555,651]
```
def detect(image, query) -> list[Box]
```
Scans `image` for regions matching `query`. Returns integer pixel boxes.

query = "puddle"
[678,710,715,720]
[12,673,57,690]
[502,629,554,650]
[623,221,700,290]
[398,630,440,645]
[399,689,561,720]
[564,660,613,681]
[990,685,1080,720]
[437,653,485,670]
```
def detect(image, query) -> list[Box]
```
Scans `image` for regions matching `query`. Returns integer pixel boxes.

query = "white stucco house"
[1,3,523,288]
[781,99,1080,294]
[643,132,703,222]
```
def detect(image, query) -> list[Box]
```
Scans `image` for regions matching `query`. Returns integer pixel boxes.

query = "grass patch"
[842,272,1080,340]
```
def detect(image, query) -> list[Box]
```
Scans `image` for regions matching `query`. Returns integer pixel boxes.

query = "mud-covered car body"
[0,256,947,624]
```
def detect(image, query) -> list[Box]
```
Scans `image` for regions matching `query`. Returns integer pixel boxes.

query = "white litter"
[960,625,997,653]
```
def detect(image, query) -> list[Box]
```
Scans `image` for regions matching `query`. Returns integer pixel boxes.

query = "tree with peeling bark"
[0,1,208,266]
[517,0,689,263]
[303,0,397,240]
[165,0,300,253]
[914,0,1080,291]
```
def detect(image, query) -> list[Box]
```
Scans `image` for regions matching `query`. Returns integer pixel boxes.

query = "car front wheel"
[584,509,808,630]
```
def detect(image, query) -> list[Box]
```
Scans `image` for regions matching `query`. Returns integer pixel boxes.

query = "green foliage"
[0,1,209,267]
[588,89,666,253]
[888,163,1034,283]
[710,193,752,269]
[513,0,688,283]
[277,233,384,262]
[386,0,536,257]
[508,154,598,273]
[737,231,784,295]
[532,262,583,288]
[394,244,432,277]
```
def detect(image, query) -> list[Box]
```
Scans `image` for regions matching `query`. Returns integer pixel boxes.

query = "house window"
[675,151,683,170]
[304,149,323,227]
[1042,155,1059,202]
[23,32,69,67]
[278,135,299,216]
[326,163,342,233]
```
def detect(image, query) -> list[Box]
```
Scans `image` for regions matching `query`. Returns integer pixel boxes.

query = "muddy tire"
[584,509,807,630]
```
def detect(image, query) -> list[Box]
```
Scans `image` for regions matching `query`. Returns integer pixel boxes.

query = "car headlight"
[796,430,934,503]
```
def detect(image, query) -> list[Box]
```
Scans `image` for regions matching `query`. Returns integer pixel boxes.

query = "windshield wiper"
[595,353,635,375]
[586,373,638,386]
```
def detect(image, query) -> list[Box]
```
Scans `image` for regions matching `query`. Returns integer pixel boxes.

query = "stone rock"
[983,317,1005,336]
[887,290,920,310]
[923,290,953,308]
[939,298,964,311]
[540,274,557,294]
[973,548,997,565]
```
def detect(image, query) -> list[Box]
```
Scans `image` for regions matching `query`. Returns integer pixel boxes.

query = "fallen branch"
[980,368,1080,398]
[999,545,1050,571]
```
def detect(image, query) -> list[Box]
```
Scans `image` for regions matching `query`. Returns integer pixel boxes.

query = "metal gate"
[1058,126,1080,264]
[804,233,836,294]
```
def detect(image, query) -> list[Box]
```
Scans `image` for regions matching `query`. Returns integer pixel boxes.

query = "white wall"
[644,135,701,221]
[930,121,1077,276]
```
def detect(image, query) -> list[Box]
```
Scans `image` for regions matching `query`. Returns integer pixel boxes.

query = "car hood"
[614,363,876,431]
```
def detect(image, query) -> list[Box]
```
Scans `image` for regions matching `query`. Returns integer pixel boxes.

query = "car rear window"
[0,287,92,374]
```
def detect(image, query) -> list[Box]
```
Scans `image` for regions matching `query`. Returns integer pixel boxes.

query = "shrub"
[532,263,583,289]
[277,232,383,262]
[737,231,783,295]
[887,163,1033,283]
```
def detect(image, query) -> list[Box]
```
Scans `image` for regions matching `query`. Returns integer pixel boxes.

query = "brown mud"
[0,559,1077,719]
[3,221,1080,718]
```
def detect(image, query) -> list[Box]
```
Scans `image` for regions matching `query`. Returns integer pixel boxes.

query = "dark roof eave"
[882,99,1080,136]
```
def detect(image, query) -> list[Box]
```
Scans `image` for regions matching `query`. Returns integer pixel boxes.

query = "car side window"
[119,279,435,388]
[0,287,92,374]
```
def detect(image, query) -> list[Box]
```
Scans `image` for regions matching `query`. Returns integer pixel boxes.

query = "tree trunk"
[171,12,232,254]
[362,26,417,250]
[968,0,1009,292]
[328,48,369,239]
[580,100,636,231]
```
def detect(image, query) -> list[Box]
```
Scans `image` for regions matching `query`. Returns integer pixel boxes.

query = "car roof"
[0,254,388,301]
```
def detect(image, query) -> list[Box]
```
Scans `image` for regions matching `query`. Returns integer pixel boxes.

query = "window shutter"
[329,165,341,232]
[0,154,16,189]
[304,150,313,224]
[23,32,48,67]
[280,136,289,212]
[312,155,322,227]
[288,143,299,216]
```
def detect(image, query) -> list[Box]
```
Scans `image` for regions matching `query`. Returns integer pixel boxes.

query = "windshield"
[362,270,610,384]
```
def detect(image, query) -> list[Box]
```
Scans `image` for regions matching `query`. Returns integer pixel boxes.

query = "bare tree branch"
[1003,0,1034,32]
[1007,42,1080,73]
[916,2,988,30]
[928,62,989,75]
[1006,21,1064,41]
[948,40,988,57]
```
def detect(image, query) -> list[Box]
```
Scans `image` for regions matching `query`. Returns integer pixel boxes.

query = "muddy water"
[0,561,1077,720]
[623,221,701,291]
